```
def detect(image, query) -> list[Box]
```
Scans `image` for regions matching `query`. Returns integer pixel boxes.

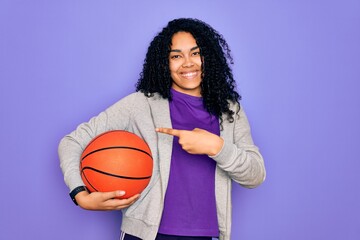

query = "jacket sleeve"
[210,104,266,188]
[58,94,136,192]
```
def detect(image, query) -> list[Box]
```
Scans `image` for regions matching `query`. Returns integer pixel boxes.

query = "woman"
[59,18,266,240]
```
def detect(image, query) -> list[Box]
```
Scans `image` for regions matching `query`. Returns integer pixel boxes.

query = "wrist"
[69,186,88,206]
[75,191,92,209]
[208,136,224,156]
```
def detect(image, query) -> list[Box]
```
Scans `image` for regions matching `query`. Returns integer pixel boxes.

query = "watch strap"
[69,186,87,206]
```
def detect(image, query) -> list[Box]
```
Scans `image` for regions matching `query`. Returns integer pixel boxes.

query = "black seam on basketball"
[82,146,152,161]
[81,170,99,192]
[82,167,152,180]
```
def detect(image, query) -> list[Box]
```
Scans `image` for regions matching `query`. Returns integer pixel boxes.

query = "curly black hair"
[136,18,241,123]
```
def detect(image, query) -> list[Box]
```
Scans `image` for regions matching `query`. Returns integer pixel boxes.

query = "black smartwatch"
[69,186,87,206]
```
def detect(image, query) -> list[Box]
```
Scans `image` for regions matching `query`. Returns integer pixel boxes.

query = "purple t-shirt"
[158,89,220,237]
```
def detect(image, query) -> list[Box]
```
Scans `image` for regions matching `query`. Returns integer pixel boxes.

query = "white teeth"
[181,72,197,77]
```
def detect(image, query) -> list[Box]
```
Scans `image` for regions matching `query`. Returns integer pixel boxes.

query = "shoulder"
[222,100,248,126]
[121,92,163,102]
[111,92,165,112]
[227,99,241,114]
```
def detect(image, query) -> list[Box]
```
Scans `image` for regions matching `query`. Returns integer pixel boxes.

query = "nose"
[182,56,194,68]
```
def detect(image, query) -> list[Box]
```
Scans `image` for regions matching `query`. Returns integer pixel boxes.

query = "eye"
[192,51,201,56]
[170,55,181,59]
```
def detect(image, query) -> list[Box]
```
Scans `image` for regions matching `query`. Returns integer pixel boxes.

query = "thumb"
[103,190,126,200]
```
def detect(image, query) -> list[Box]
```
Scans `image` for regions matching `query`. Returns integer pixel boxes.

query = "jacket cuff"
[209,139,235,165]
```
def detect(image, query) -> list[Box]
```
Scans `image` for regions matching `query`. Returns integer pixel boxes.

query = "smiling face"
[169,32,203,97]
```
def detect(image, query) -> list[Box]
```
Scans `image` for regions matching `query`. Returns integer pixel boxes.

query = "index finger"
[156,127,181,137]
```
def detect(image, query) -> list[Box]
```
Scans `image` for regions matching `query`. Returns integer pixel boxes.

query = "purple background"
[1,1,359,239]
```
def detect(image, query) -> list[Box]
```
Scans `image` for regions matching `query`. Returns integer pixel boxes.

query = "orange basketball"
[80,130,153,199]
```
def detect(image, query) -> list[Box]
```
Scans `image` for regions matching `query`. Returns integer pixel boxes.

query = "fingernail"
[118,191,126,196]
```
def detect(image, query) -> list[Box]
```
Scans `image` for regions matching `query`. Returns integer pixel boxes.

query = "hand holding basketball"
[156,127,223,156]
[80,130,153,199]
[75,190,140,211]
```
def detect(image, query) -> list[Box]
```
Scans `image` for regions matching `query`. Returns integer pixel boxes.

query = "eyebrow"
[170,46,199,53]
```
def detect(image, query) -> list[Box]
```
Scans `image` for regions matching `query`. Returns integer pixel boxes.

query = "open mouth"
[180,71,199,79]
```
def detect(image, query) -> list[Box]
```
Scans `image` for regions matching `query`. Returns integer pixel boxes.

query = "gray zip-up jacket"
[58,92,266,240]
